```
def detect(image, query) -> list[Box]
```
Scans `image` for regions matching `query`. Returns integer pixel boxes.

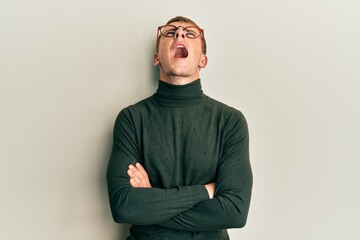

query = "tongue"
[174,48,188,58]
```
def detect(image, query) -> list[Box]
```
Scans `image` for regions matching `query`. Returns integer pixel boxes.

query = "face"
[153,21,208,83]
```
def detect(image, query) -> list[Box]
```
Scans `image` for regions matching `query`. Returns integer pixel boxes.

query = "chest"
[140,108,224,187]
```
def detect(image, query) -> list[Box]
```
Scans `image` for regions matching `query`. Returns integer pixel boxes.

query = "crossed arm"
[107,109,252,231]
[124,152,252,232]
[127,162,216,199]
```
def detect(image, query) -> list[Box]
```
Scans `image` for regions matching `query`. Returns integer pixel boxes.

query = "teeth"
[177,45,184,48]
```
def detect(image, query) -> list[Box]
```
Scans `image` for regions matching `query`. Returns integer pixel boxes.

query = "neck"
[154,79,204,108]
[159,72,200,85]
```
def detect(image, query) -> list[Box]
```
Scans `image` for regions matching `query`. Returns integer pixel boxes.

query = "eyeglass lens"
[160,25,201,39]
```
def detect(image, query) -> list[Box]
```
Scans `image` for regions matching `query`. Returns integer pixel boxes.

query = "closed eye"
[185,31,197,38]
[165,31,176,37]
[163,27,177,37]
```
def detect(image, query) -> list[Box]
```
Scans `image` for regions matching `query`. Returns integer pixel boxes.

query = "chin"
[170,70,192,77]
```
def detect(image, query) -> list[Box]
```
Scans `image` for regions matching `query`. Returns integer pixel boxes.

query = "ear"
[153,53,160,66]
[199,54,208,68]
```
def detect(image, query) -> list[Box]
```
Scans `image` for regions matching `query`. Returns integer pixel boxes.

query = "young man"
[107,16,253,240]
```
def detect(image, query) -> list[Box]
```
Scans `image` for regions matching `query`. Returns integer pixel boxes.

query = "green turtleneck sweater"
[107,79,252,240]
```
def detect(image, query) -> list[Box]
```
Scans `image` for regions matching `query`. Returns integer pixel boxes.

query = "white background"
[1,0,359,239]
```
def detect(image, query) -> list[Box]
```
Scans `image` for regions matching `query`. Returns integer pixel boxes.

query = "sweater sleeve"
[157,112,253,231]
[106,109,209,225]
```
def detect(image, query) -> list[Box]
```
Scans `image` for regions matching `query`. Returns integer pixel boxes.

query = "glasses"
[158,24,203,39]
[156,24,204,51]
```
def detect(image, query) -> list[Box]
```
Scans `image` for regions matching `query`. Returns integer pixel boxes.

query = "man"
[107,16,253,240]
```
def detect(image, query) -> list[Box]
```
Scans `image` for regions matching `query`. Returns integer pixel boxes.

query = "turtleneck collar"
[153,79,204,108]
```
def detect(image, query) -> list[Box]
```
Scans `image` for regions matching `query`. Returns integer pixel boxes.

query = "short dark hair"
[157,16,207,54]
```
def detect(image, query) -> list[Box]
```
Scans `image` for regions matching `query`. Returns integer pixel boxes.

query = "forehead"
[167,21,196,28]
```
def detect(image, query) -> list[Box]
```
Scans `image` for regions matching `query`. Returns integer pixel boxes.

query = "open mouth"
[173,45,188,58]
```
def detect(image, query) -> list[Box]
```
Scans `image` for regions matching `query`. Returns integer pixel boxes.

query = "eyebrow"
[168,25,198,30]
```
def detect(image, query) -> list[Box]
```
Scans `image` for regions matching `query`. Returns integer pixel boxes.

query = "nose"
[174,27,186,39]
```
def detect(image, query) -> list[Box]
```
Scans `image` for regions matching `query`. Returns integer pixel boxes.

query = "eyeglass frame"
[156,24,205,53]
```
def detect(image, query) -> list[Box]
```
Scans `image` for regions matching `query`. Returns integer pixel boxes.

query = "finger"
[131,165,147,181]
[135,163,148,177]
[134,163,151,187]
[130,175,143,187]
[127,169,135,178]
[129,165,143,178]
[130,163,145,178]
[129,163,151,188]
[130,178,139,187]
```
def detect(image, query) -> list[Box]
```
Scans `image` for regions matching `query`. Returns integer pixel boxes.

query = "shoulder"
[120,95,155,115]
[115,95,155,125]
[204,95,247,123]
[204,95,249,144]
[203,95,249,140]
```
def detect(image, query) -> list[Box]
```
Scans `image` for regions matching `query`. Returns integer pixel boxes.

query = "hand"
[204,182,216,199]
[127,162,152,188]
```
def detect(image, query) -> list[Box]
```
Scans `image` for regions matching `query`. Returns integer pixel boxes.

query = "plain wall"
[1,0,359,239]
